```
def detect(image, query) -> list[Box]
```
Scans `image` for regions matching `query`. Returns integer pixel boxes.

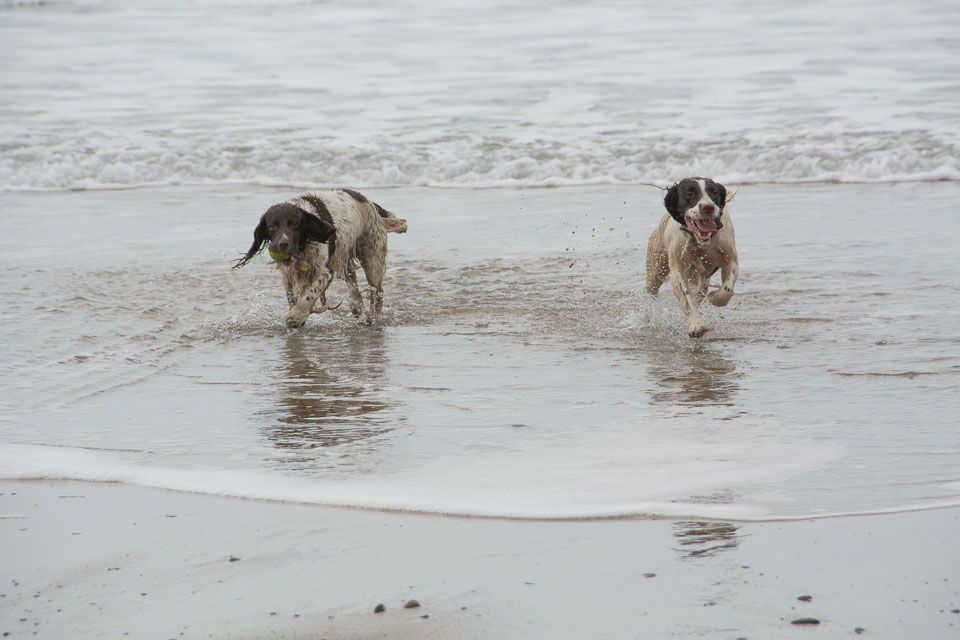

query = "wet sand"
[2,481,958,639]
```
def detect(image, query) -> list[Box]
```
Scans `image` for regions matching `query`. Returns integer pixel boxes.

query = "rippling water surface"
[2,183,959,520]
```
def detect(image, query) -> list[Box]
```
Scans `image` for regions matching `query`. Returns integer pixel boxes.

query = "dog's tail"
[380,216,408,234]
[373,202,408,234]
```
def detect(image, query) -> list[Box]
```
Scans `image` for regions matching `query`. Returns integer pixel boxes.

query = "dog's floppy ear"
[299,212,337,254]
[233,215,268,269]
[663,183,684,223]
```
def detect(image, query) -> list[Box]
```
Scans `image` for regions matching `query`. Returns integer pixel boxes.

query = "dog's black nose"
[700,203,716,216]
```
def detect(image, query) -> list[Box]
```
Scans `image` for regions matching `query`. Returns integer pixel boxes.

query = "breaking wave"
[2,129,958,192]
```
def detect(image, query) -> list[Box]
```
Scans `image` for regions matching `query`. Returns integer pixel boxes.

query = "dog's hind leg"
[645,232,669,296]
[363,264,384,323]
[343,261,364,318]
[357,254,385,323]
[355,228,388,324]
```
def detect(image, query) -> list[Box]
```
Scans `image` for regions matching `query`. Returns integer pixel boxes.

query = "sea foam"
[0,432,846,521]
[2,0,958,191]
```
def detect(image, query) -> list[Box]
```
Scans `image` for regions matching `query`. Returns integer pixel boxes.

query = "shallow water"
[2,182,958,520]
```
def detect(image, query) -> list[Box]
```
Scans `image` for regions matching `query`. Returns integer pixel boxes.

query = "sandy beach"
[4,1,960,636]
[2,481,958,639]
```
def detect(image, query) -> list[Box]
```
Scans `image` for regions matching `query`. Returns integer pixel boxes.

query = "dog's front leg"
[285,284,298,308]
[670,270,708,338]
[708,260,738,307]
[284,267,333,329]
[280,269,299,308]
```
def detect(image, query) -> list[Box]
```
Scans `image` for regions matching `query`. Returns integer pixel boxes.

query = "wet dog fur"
[645,178,738,337]
[234,189,407,328]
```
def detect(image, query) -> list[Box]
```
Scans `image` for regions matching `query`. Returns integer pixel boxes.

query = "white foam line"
[5,467,959,525]
[4,442,957,523]
[2,175,959,194]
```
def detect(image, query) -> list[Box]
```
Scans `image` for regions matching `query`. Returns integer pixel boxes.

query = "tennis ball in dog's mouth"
[269,250,291,263]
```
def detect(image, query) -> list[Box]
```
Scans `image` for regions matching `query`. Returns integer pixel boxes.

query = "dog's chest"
[278,242,327,288]
[672,234,728,276]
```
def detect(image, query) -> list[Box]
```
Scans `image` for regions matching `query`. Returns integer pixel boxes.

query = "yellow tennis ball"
[269,250,291,263]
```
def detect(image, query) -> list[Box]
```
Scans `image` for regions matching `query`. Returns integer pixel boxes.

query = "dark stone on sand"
[951,609,960,614]
[797,594,813,602]
[404,599,421,609]
[855,628,865,634]
[644,573,657,578]
[791,617,820,625]
[228,556,241,562]
[374,603,386,613]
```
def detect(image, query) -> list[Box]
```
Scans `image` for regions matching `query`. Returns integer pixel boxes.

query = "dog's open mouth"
[685,215,718,244]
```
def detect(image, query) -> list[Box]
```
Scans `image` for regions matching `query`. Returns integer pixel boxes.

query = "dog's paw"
[688,323,710,338]
[284,311,308,329]
[349,298,364,318]
[708,287,733,307]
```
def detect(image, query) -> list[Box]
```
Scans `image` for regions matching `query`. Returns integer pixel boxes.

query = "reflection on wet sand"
[646,340,741,407]
[672,520,742,559]
[267,330,396,449]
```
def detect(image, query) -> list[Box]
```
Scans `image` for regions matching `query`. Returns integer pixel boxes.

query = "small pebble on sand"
[791,617,820,625]
[374,604,386,614]
[404,599,421,609]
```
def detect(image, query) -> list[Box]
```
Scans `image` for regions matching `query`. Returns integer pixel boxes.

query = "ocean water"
[1,0,959,521]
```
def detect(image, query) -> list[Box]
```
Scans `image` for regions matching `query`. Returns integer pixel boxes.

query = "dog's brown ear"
[663,183,684,223]
[300,212,337,256]
[233,215,268,269]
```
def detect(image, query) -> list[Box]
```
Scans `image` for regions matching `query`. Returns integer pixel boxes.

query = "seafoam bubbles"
[2,127,959,192]
[0,427,849,521]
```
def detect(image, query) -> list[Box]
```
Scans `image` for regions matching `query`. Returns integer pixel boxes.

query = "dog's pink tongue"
[695,218,718,234]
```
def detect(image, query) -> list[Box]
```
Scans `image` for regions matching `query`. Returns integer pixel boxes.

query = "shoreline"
[5,476,960,526]
[3,481,958,639]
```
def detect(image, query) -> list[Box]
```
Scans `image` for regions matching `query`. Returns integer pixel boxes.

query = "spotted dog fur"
[234,189,407,328]
[645,178,738,338]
